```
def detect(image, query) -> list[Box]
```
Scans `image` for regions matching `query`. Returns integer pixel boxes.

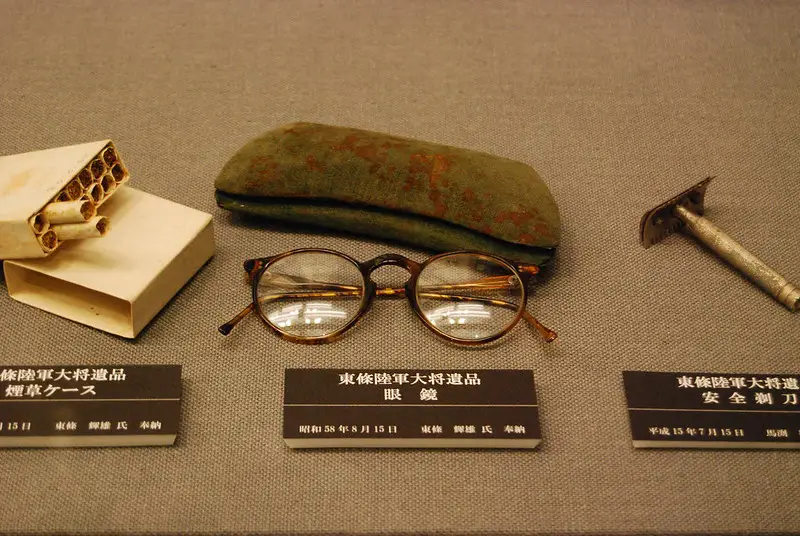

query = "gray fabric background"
[1,1,798,534]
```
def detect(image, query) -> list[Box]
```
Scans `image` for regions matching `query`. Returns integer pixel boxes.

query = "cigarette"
[56,191,71,202]
[38,230,58,252]
[42,199,96,224]
[65,178,83,200]
[90,158,106,179]
[102,146,117,166]
[100,173,116,195]
[77,168,94,189]
[52,216,110,240]
[110,162,127,183]
[28,213,49,234]
[85,182,104,204]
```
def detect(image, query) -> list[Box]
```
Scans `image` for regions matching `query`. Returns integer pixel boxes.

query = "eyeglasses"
[218,249,556,344]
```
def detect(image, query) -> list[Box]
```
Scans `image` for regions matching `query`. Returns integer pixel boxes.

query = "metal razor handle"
[675,204,800,311]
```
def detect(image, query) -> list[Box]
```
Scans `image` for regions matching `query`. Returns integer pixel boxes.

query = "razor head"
[640,177,713,248]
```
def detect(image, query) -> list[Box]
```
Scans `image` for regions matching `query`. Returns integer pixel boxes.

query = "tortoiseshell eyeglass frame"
[218,248,556,345]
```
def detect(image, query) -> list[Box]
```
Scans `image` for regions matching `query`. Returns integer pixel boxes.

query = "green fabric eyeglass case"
[214,123,560,266]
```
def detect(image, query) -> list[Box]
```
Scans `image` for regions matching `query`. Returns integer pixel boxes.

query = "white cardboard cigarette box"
[4,187,215,338]
[0,140,130,259]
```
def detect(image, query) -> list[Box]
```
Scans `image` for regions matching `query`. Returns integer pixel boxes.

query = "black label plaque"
[624,371,800,449]
[0,365,182,448]
[283,369,541,449]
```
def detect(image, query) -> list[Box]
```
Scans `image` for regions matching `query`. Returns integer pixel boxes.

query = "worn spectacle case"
[218,249,557,344]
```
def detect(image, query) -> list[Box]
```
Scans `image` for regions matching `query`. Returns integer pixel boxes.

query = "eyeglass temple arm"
[219,258,280,335]
[521,311,557,342]
[241,259,539,290]
[217,260,270,335]
[259,273,531,293]
[218,303,254,335]
[417,291,557,342]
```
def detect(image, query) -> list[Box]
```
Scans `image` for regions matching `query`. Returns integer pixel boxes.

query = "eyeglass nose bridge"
[360,253,422,278]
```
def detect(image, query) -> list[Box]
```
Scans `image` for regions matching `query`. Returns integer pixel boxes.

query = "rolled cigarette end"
[42,199,96,224]
[65,178,83,200]
[102,146,117,166]
[85,182,104,204]
[77,168,94,188]
[29,213,49,234]
[90,158,106,179]
[110,162,127,183]
[100,173,116,195]
[38,230,58,252]
[56,191,71,202]
[52,216,110,241]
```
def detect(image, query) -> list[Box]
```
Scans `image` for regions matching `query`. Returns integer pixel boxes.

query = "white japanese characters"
[383,389,402,401]
[338,371,482,386]
[676,374,800,406]
[343,371,485,404]
[1,367,127,399]
[419,388,438,401]
[648,426,745,438]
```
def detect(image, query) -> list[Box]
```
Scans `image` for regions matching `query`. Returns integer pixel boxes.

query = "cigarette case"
[4,187,215,338]
[0,140,129,259]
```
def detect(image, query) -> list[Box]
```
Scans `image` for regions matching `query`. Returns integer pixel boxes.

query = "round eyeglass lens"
[415,253,523,341]
[256,251,365,339]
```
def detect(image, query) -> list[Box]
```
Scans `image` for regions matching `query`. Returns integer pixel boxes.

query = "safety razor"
[640,177,799,311]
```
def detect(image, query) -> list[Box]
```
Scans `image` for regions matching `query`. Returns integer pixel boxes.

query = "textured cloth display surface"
[0,1,798,534]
